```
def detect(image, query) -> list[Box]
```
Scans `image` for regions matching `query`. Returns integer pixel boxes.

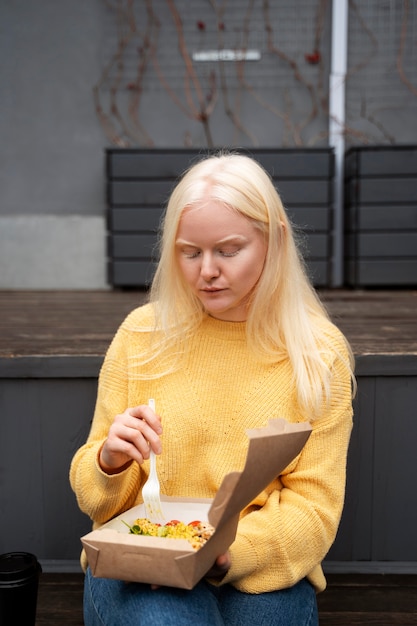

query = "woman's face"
[175,199,267,321]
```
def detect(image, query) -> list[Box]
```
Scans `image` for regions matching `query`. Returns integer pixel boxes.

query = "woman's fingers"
[100,405,163,471]
[115,406,162,450]
[129,404,162,430]
[205,552,231,580]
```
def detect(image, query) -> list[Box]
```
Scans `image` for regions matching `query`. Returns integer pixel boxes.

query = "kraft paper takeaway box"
[81,418,312,589]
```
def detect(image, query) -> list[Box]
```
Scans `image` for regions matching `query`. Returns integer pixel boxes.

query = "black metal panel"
[355,354,417,377]
[3,354,417,380]
[108,234,158,259]
[287,207,331,231]
[326,377,375,561]
[346,259,417,286]
[106,148,335,287]
[0,355,102,378]
[346,205,417,232]
[109,179,332,207]
[372,376,417,560]
[304,260,330,287]
[355,178,417,205]
[249,150,334,179]
[108,180,175,206]
[108,207,164,232]
[344,146,417,287]
[301,233,330,258]
[107,148,335,180]
[346,233,417,257]
[327,369,417,564]
[345,146,417,178]
[0,378,95,559]
[107,149,203,179]
[110,260,157,287]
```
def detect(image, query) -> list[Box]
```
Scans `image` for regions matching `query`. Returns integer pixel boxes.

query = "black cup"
[0,552,42,626]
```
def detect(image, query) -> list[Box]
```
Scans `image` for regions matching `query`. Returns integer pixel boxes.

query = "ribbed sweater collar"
[199,314,247,341]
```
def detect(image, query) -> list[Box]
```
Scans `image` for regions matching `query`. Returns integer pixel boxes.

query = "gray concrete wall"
[0,0,108,288]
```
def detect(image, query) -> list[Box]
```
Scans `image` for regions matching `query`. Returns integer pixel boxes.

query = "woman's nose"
[200,253,220,280]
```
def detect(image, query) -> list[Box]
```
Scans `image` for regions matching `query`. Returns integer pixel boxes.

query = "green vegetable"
[121,520,149,535]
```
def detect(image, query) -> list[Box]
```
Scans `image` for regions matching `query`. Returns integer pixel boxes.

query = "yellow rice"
[128,518,215,550]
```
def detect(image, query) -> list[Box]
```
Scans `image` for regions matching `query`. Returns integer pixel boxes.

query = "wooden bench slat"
[34,572,417,625]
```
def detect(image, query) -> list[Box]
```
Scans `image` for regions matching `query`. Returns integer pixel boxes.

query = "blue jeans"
[84,567,319,626]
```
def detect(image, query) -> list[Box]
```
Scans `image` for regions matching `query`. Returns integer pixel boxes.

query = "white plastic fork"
[142,399,165,523]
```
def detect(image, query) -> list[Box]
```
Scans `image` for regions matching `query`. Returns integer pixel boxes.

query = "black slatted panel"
[106,148,335,287]
[344,146,417,287]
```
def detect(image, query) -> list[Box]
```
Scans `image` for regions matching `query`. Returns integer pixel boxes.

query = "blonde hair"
[149,151,355,418]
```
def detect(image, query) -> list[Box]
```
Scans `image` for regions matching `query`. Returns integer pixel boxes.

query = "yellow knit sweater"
[70,303,353,594]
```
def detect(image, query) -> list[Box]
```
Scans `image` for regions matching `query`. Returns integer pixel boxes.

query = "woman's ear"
[279,220,287,241]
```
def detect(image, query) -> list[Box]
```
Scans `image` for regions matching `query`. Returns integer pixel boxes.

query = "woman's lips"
[200,287,224,293]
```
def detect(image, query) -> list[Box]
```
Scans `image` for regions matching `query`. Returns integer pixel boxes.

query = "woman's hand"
[99,404,162,474]
[206,552,231,580]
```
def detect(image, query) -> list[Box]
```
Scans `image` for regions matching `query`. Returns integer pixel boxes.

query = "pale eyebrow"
[175,235,248,246]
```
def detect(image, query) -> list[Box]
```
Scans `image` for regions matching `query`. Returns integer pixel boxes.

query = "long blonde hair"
[149,151,355,417]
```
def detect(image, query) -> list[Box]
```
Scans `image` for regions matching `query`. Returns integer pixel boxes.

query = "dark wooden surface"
[36,574,84,626]
[1,289,416,358]
[35,573,417,625]
[318,574,417,625]
[0,290,148,357]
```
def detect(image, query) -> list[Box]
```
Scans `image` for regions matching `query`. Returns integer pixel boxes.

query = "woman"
[70,152,355,625]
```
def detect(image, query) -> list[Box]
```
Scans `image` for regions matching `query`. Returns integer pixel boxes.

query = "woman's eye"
[219,248,240,257]
[182,248,200,258]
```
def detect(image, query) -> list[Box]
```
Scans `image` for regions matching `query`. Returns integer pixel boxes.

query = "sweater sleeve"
[218,344,353,593]
[69,312,144,525]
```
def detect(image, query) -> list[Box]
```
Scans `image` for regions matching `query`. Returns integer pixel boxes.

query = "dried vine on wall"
[93,0,417,148]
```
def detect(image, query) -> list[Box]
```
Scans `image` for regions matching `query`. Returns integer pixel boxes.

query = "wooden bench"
[35,572,417,625]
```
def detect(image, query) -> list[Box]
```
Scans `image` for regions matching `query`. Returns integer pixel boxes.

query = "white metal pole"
[329,0,348,286]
